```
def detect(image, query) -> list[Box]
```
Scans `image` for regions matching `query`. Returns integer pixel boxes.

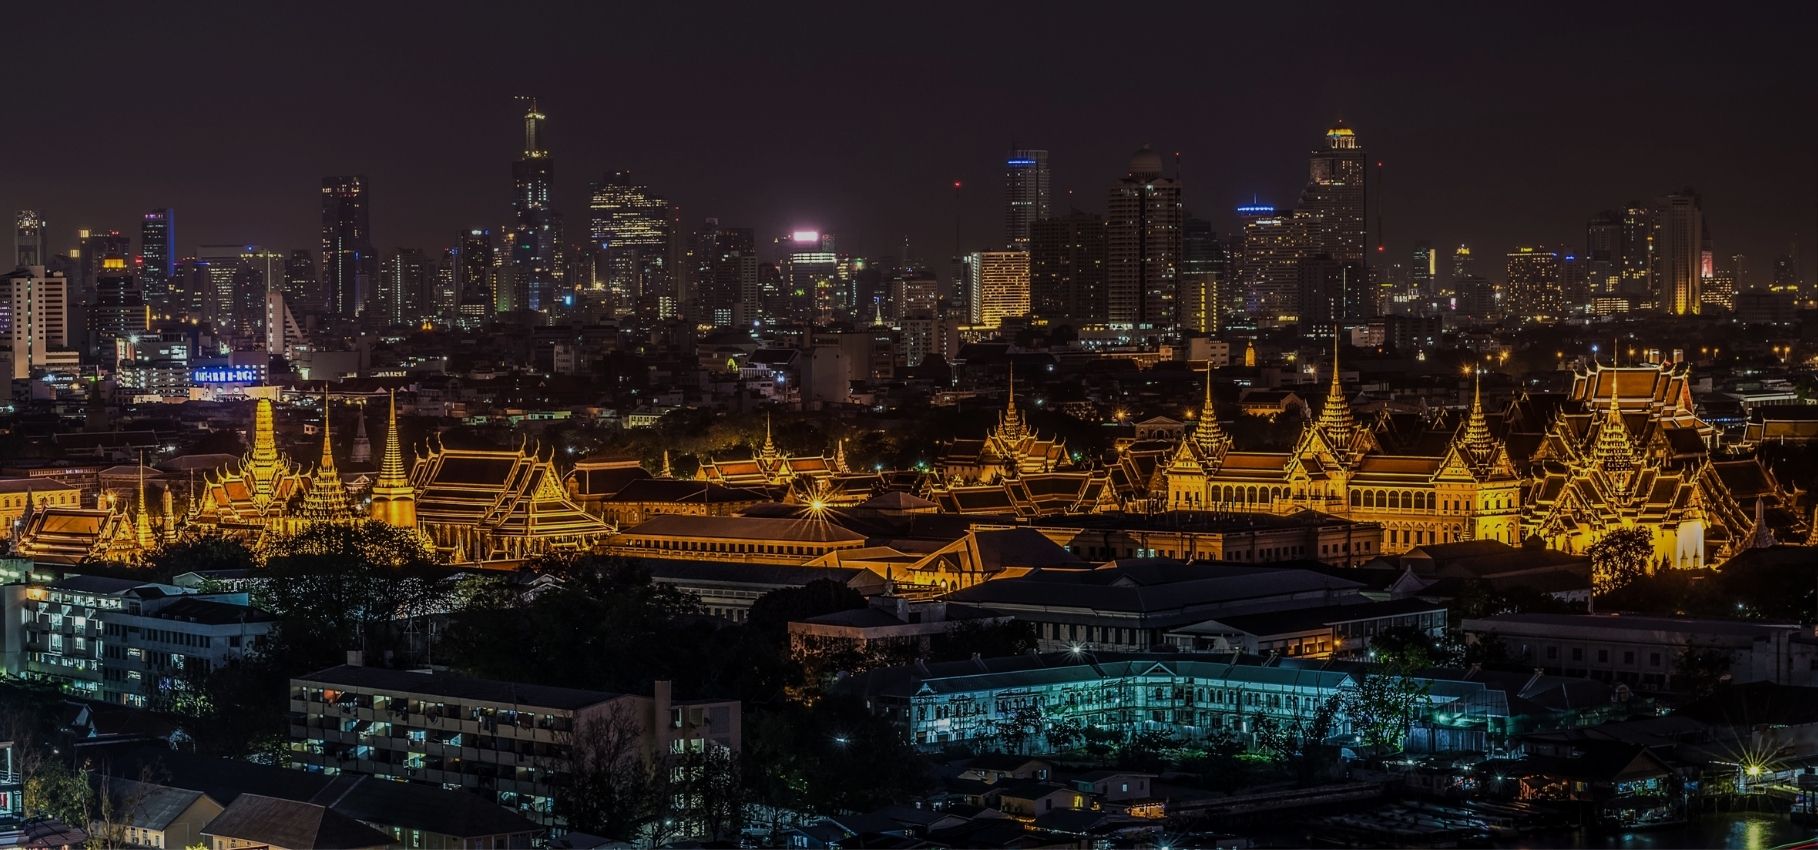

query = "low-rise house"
[92,776,223,850]
[202,794,391,850]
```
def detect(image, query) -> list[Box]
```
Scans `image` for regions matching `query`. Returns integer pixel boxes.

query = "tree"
[745,579,866,644]
[556,704,656,840]
[1345,672,1429,755]
[24,758,89,826]
[1589,528,1653,595]
[142,537,256,583]
[675,746,748,842]
[989,704,1045,756]
[1251,696,1343,786]
[1674,642,1733,697]
[257,521,446,670]
[929,620,1038,662]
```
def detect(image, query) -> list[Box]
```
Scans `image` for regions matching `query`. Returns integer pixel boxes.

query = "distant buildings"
[138,209,175,310]
[0,266,72,379]
[319,175,374,320]
[1505,247,1563,321]
[964,250,1030,328]
[588,171,682,319]
[510,98,560,315]
[1003,149,1051,251]
[1655,190,1703,315]
[1028,211,1106,323]
[1105,147,1181,329]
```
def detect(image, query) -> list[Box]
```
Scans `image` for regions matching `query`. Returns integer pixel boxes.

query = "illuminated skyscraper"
[320,175,373,319]
[139,209,174,309]
[0,266,69,379]
[1655,190,1703,315]
[1105,147,1182,328]
[1298,122,1368,267]
[455,228,494,326]
[1238,202,1308,320]
[1180,217,1229,333]
[282,250,317,317]
[691,220,757,327]
[1029,211,1107,323]
[90,264,147,361]
[1004,149,1050,250]
[1618,203,1655,304]
[75,229,132,307]
[1410,242,1436,298]
[1450,244,1474,294]
[964,250,1030,328]
[511,98,559,315]
[1585,211,1621,297]
[377,248,431,327]
[1506,247,1563,321]
[588,172,682,319]
[15,211,45,269]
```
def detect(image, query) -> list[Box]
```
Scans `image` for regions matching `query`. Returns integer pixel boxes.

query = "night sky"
[9,2,1816,282]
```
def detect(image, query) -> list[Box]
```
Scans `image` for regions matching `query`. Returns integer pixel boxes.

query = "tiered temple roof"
[410,440,614,562]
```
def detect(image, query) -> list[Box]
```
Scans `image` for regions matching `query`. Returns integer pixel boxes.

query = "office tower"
[1618,203,1655,303]
[1029,211,1108,323]
[265,291,303,358]
[0,266,70,379]
[1449,244,1475,294]
[1105,147,1182,328]
[1456,274,1496,321]
[1730,254,1749,290]
[1506,247,1562,321]
[1559,249,1590,316]
[15,211,45,269]
[89,262,147,361]
[431,248,459,323]
[1410,242,1436,299]
[455,228,495,326]
[1655,190,1703,315]
[1004,149,1051,250]
[139,209,174,310]
[320,175,374,319]
[1298,122,1368,267]
[377,248,431,326]
[511,98,558,314]
[963,251,1030,328]
[1296,255,1367,328]
[588,172,682,319]
[195,245,257,337]
[282,250,318,317]
[1585,211,1622,297]
[688,220,757,327]
[1180,217,1228,333]
[779,232,840,325]
[890,268,939,320]
[1238,202,1308,319]
[75,229,132,306]
[1771,253,1800,294]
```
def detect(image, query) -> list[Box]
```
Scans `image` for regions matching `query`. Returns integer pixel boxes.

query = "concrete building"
[0,266,71,379]
[1461,613,1818,693]
[288,664,741,827]
[964,251,1030,328]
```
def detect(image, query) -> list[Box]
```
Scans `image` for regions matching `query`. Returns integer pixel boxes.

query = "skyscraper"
[1655,190,1703,315]
[511,98,559,315]
[1410,242,1436,298]
[139,209,174,310]
[1029,212,1107,323]
[1105,147,1182,329]
[1298,122,1368,267]
[588,172,682,319]
[964,251,1031,328]
[1238,202,1308,320]
[1180,218,1229,333]
[90,264,147,362]
[282,250,318,317]
[15,211,45,269]
[1004,149,1051,250]
[1506,247,1563,321]
[1618,203,1655,304]
[456,228,495,326]
[690,220,757,327]
[0,266,69,379]
[320,175,373,319]
[1585,211,1622,298]
[375,248,431,326]
[75,229,132,307]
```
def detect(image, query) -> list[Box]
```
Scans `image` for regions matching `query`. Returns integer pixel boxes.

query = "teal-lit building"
[848,652,1510,755]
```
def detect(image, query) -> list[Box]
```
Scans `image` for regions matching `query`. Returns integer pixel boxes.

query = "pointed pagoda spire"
[1315,336,1357,447]
[302,389,358,524]
[376,390,407,486]
[759,412,780,464]
[660,449,674,478]
[834,438,849,474]
[1192,366,1228,455]
[317,389,338,477]
[133,451,155,550]
[1592,389,1634,478]
[998,363,1026,442]
[250,398,279,464]
[350,400,372,465]
[1460,369,1497,461]
[160,483,177,542]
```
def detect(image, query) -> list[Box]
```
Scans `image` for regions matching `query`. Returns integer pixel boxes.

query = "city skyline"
[3,4,1814,284]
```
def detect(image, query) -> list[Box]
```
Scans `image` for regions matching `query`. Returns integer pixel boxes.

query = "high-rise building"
[1449,244,1474,295]
[1410,242,1437,299]
[376,248,431,326]
[1004,149,1051,251]
[511,98,559,315]
[588,172,681,319]
[1298,122,1368,267]
[690,220,757,327]
[0,266,70,378]
[1618,204,1655,304]
[1297,256,1368,327]
[282,250,318,318]
[320,175,374,319]
[964,251,1030,328]
[89,261,147,361]
[1506,247,1563,321]
[75,229,132,306]
[1180,217,1229,333]
[1238,202,1308,320]
[1029,211,1107,323]
[455,228,495,326]
[15,211,45,269]
[779,232,840,325]
[1655,190,1703,315]
[1585,211,1622,298]
[1105,147,1182,329]
[1771,253,1801,295]
[889,267,940,321]
[139,209,174,310]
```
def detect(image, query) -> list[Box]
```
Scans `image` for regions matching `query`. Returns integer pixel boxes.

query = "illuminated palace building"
[1166,344,1522,554]
[1164,350,1803,565]
[1515,361,1804,567]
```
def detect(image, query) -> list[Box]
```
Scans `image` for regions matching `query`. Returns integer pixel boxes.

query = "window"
[1571,648,1583,661]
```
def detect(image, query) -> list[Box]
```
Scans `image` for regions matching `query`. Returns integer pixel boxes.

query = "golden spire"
[376,389,407,486]
[317,389,337,477]
[134,451,155,550]
[1460,369,1497,460]
[302,390,358,524]
[998,364,1026,442]
[759,412,779,463]
[834,438,849,474]
[660,449,674,478]
[250,398,279,464]
[1315,336,1357,447]
[1193,366,1228,454]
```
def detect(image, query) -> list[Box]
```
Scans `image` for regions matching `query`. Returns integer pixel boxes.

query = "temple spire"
[1193,366,1228,454]
[376,390,407,486]
[760,412,779,463]
[998,364,1026,442]
[1460,369,1497,460]
[834,438,849,474]
[250,398,279,464]
[1315,336,1357,448]
[660,449,674,478]
[369,390,417,528]
[133,451,155,550]
[318,390,338,477]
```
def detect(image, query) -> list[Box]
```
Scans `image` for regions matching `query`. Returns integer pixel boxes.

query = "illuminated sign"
[191,366,263,384]
[791,230,820,244]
